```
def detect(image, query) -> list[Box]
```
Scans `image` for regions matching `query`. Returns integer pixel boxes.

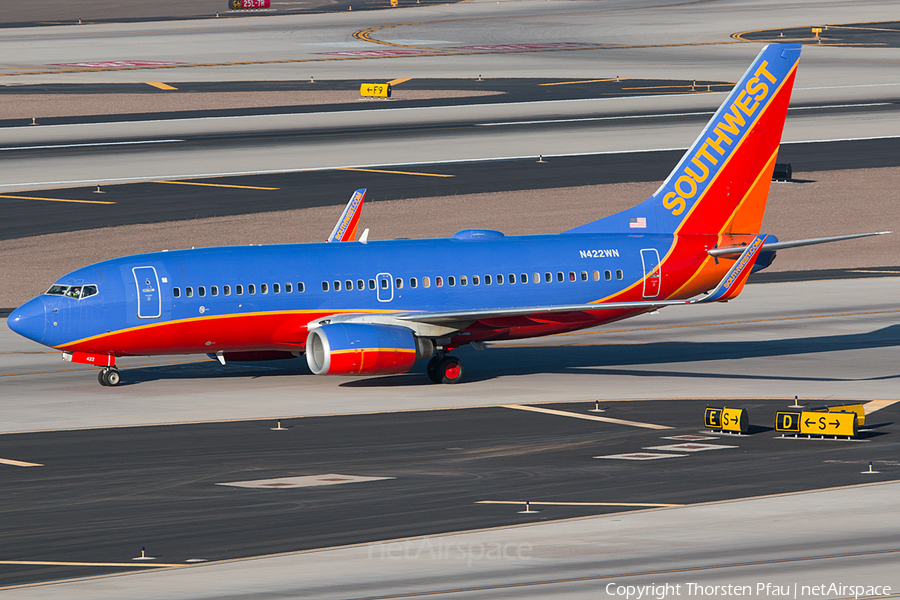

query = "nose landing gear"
[98,368,121,387]
[426,353,464,384]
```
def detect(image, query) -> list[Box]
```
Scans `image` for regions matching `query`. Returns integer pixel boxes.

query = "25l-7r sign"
[231,0,270,9]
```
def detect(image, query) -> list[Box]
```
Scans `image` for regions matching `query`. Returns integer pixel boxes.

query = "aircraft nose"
[7,297,48,344]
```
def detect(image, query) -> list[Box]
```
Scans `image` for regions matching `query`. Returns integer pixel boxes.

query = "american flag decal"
[629,217,647,229]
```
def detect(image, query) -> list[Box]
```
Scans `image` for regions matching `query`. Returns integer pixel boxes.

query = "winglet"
[327,188,366,243]
[699,234,768,303]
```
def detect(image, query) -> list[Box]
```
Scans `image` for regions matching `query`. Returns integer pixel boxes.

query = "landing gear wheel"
[437,356,464,384]
[99,368,121,387]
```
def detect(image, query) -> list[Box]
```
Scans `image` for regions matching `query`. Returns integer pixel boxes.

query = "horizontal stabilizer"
[709,231,892,257]
[327,188,366,243]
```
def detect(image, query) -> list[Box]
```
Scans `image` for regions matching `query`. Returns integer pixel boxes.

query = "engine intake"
[306,323,433,376]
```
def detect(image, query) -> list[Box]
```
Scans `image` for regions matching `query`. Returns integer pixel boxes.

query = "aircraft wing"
[393,235,768,326]
[708,231,891,257]
[327,188,366,242]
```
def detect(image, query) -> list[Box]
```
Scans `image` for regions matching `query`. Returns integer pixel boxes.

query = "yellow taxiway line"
[145,82,177,90]
[502,404,671,430]
[0,194,115,205]
[477,500,682,507]
[0,560,182,568]
[339,167,454,177]
[152,180,279,190]
[387,77,412,85]
[0,458,43,467]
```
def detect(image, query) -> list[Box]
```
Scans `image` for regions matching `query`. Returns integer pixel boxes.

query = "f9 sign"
[231,0,270,9]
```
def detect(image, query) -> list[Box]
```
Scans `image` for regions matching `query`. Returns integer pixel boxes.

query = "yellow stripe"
[145,82,177,90]
[57,309,404,349]
[339,168,454,178]
[387,77,411,86]
[153,180,278,190]
[540,77,621,86]
[864,399,900,415]
[477,500,682,507]
[502,404,671,430]
[0,458,43,467]
[0,194,115,205]
[0,560,181,568]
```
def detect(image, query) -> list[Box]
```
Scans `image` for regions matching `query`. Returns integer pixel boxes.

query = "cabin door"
[376,272,393,302]
[133,266,162,319]
[640,249,661,299]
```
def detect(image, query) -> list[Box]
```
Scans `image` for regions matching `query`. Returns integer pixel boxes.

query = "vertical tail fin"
[567,44,801,236]
[327,188,366,242]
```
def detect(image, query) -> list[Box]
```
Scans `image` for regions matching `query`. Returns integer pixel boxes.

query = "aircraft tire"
[103,368,121,387]
[98,369,109,386]
[438,356,464,384]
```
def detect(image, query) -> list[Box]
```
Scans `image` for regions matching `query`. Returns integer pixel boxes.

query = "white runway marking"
[595,453,686,460]
[643,443,738,452]
[502,404,671,430]
[216,474,395,489]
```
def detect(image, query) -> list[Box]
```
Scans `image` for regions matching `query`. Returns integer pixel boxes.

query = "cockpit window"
[45,284,98,300]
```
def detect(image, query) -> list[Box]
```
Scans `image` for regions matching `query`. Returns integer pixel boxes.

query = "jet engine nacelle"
[306,323,434,376]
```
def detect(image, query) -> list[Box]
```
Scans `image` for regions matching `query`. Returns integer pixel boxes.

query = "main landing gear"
[98,367,121,387]
[427,353,464,384]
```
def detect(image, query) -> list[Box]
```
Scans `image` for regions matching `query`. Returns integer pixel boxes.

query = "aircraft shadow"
[118,324,900,387]
[342,324,900,387]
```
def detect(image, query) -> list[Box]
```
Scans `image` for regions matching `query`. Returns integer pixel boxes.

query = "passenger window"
[533,273,540,284]
[509,273,516,284]
[436,276,443,287]
[261,284,268,294]
[380,279,388,289]
[423,277,431,288]
[472,275,479,286]
[485,274,492,285]
[605,270,612,281]
[333,281,341,292]
[285,283,292,293]
[569,271,576,282]
[186,287,194,297]
[199,286,206,297]
[322,281,329,292]
[298,282,305,293]
[448,276,456,287]
[173,287,181,298]
[395,278,403,289]
[581,271,588,281]
[357,279,364,290]
[557,271,564,282]
[211,286,219,296]
[224,285,231,295]
[593,270,600,281]
[460,276,467,286]
[274,283,280,294]
[616,269,624,280]
[345,280,352,291]
[236,284,244,295]
[410,278,418,288]
[545,272,552,283]
[497,274,504,284]
[368,279,376,290]
[249,284,256,295]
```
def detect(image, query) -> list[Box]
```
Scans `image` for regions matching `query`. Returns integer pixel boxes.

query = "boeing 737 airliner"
[6,44,889,386]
